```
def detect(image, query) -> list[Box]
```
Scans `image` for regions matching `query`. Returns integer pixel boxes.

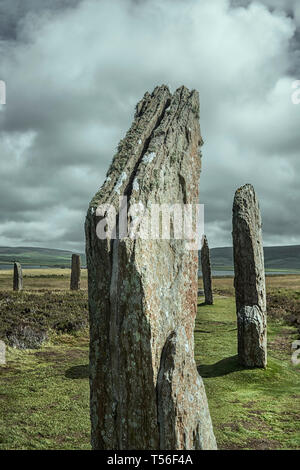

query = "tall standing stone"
[85,85,217,450]
[232,184,267,368]
[201,235,213,305]
[13,262,23,291]
[70,254,81,291]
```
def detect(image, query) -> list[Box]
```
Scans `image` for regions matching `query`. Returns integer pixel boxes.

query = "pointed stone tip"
[153,84,170,93]
[175,85,191,93]
[152,84,197,97]
[134,84,172,118]
[135,85,199,120]
[235,183,255,195]
[147,84,171,100]
[175,85,197,95]
[174,86,199,115]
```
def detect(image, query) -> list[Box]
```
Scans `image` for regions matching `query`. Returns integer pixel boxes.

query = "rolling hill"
[209,245,300,271]
[0,247,86,268]
[0,245,300,271]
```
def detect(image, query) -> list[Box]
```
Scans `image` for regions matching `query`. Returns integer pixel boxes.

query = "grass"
[0,268,88,291]
[0,272,299,449]
[207,274,300,296]
[196,296,300,450]
[0,331,90,450]
[0,290,89,343]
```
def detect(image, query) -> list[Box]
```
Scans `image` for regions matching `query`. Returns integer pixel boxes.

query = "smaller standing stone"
[201,236,213,305]
[13,262,23,291]
[70,254,81,291]
[232,184,267,368]
[0,341,6,365]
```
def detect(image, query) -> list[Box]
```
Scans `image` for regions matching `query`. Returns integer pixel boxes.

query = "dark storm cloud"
[0,0,82,40]
[0,0,300,250]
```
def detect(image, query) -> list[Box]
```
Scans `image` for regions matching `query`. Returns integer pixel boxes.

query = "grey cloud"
[0,0,300,251]
[0,0,83,40]
[231,1,300,73]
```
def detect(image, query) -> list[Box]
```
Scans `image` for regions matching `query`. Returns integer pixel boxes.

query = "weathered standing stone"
[232,184,267,368]
[201,235,213,305]
[0,340,6,365]
[85,85,217,450]
[70,254,81,290]
[13,262,23,291]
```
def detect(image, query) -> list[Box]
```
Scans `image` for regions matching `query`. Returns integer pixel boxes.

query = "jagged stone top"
[234,183,255,202]
[202,235,209,249]
[88,85,202,212]
[233,184,259,211]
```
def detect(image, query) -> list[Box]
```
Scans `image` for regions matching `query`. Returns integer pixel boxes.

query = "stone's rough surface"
[232,184,267,368]
[201,236,213,305]
[86,85,217,450]
[13,262,23,291]
[70,254,81,290]
[157,327,217,449]
[0,340,6,365]
[237,306,266,367]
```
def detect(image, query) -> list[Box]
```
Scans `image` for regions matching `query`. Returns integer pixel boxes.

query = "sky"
[0,0,299,251]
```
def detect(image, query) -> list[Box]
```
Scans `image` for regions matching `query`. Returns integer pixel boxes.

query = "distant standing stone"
[201,236,213,305]
[0,340,6,365]
[13,262,23,291]
[232,184,267,368]
[70,254,81,290]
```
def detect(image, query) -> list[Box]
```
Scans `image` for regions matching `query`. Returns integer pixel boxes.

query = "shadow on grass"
[194,329,212,334]
[197,301,215,307]
[65,364,89,379]
[198,355,245,378]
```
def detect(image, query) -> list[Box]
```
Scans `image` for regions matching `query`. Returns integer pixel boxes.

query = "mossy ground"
[0,268,88,291]
[0,271,299,450]
[0,331,90,450]
[0,290,88,342]
[196,296,300,450]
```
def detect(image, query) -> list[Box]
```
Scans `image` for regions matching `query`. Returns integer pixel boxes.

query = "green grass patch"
[0,331,90,450]
[0,284,299,450]
[196,296,300,450]
[0,290,88,345]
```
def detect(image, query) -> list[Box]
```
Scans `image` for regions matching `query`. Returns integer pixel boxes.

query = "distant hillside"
[0,245,300,271]
[0,247,86,268]
[209,245,300,271]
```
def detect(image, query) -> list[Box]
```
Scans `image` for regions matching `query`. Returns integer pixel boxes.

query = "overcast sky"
[0,0,299,251]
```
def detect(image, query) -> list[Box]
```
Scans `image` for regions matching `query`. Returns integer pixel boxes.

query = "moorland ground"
[0,269,299,450]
